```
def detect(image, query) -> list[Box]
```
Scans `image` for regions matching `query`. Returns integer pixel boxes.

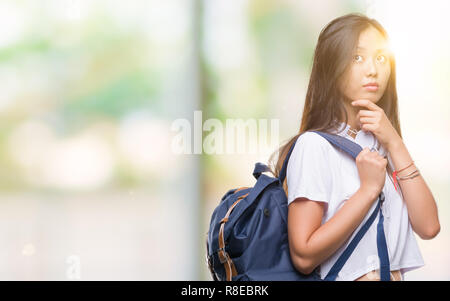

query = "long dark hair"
[268,13,402,193]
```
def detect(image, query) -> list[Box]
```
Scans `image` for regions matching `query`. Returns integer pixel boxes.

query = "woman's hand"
[356,147,388,198]
[351,99,402,151]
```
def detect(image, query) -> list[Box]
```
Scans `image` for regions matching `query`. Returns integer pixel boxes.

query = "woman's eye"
[354,55,363,62]
[354,54,387,63]
[377,55,386,63]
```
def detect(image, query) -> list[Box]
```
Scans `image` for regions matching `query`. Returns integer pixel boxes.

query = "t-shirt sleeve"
[286,132,333,207]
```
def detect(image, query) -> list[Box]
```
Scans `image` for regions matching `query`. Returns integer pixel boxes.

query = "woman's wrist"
[359,185,381,203]
[387,137,405,153]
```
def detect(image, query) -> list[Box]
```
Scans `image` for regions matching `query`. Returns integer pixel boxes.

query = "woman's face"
[339,26,391,104]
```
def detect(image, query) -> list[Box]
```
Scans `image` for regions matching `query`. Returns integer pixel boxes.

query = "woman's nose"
[366,59,377,76]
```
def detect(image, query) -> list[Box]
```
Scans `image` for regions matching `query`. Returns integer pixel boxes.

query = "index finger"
[351,99,381,112]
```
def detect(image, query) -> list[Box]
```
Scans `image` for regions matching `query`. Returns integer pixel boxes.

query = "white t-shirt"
[286,122,424,281]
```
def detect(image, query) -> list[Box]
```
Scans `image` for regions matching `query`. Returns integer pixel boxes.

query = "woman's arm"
[350,99,440,240]
[288,186,379,275]
[387,139,440,240]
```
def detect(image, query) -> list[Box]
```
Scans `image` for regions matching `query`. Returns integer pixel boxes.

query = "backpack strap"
[277,130,390,281]
[218,192,250,281]
[323,191,389,280]
[312,131,390,281]
[253,162,272,180]
[278,131,362,186]
[376,200,391,281]
[311,131,362,159]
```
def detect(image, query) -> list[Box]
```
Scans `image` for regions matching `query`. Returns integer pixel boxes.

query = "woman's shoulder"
[288,131,338,167]
[295,131,335,151]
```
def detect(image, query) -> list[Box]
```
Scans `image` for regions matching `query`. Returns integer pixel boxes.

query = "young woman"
[269,13,440,281]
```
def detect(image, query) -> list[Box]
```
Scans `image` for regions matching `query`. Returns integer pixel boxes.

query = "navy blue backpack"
[206,131,391,281]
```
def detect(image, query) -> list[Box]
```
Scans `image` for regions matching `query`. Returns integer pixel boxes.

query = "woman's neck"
[343,101,361,130]
[340,100,361,138]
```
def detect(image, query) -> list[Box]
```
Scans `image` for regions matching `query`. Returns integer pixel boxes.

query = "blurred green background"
[0,0,448,280]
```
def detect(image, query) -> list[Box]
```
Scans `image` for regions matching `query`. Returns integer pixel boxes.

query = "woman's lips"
[363,85,379,92]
